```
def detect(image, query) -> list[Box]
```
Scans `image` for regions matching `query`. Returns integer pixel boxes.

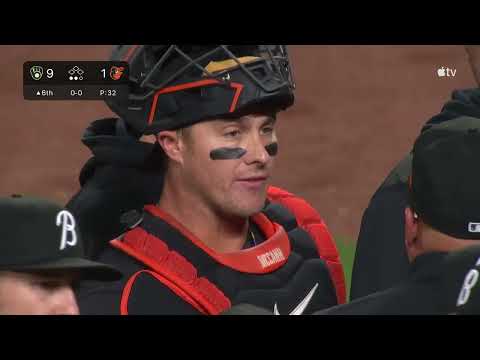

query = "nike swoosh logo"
[273,283,319,315]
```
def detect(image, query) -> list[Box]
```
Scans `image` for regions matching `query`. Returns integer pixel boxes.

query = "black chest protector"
[77,201,338,315]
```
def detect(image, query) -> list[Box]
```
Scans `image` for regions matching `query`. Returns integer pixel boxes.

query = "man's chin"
[234,199,268,218]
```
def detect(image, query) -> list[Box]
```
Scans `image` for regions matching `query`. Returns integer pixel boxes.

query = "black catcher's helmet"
[106,45,295,135]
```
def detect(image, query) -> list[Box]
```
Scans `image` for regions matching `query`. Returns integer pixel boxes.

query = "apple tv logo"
[437,66,457,78]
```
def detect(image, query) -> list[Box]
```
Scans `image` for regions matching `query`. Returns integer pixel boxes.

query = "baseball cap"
[440,245,480,314]
[410,116,480,239]
[0,195,121,281]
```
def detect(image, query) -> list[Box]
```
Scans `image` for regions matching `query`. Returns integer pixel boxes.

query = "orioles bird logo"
[110,66,125,80]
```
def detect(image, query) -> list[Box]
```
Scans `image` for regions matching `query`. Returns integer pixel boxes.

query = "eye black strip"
[210,147,247,160]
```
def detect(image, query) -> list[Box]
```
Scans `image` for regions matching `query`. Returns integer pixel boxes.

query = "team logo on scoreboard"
[30,66,44,80]
[110,66,125,81]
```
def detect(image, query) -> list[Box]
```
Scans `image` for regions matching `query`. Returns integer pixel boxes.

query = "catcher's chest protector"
[110,188,346,315]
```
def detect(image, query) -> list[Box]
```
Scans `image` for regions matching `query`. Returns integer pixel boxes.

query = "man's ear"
[405,207,420,261]
[156,130,184,164]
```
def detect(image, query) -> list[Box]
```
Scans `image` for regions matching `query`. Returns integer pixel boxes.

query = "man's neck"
[158,179,250,253]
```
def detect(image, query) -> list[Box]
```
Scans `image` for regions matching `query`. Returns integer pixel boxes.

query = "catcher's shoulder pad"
[266,186,347,304]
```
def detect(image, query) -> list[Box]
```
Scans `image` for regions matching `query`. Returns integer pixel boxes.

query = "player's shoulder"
[267,186,324,225]
[319,277,444,315]
[267,186,346,304]
[76,246,201,315]
[266,186,335,256]
[441,245,480,314]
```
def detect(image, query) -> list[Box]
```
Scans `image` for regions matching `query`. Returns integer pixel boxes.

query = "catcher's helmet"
[106,45,295,135]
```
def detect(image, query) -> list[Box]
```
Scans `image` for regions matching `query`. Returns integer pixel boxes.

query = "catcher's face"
[163,114,278,218]
[0,271,79,315]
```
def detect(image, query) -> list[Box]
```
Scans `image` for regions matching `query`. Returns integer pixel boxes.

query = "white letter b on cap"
[56,210,77,250]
